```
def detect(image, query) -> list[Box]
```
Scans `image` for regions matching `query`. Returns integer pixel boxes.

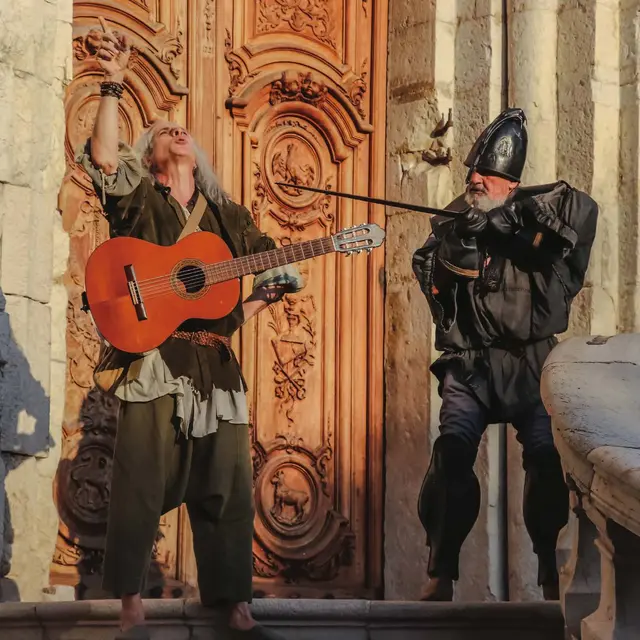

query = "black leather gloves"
[454,200,530,240]
[454,209,488,238]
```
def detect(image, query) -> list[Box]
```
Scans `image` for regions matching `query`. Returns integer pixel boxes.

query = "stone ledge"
[0,599,564,640]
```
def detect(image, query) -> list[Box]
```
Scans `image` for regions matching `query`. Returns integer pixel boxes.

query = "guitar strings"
[136,239,329,297]
[135,237,330,291]
[135,237,335,300]
[131,230,375,300]
[136,237,334,291]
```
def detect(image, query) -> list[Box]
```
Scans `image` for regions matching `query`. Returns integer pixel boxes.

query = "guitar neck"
[206,236,335,283]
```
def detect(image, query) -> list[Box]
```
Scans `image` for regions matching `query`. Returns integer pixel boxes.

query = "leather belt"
[171,330,232,350]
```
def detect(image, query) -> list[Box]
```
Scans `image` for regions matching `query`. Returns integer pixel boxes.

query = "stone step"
[0,598,564,640]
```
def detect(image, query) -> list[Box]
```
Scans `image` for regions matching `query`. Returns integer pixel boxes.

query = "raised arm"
[90,17,131,174]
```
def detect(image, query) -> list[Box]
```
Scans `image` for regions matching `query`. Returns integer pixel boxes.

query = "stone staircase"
[1,598,564,639]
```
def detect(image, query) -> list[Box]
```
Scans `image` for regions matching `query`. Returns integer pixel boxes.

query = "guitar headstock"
[332,223,386,255]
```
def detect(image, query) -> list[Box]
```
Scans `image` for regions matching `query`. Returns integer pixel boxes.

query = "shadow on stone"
[0,289,55,602]
[52,385,168,601]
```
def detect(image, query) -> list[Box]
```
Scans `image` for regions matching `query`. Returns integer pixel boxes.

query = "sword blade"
[275,182,459,218]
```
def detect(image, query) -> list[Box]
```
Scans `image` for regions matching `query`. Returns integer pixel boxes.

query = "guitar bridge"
[124,264,148,321]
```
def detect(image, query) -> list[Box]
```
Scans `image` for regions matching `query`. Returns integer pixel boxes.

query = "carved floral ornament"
[224,28,256,97]
[256,0,337,49]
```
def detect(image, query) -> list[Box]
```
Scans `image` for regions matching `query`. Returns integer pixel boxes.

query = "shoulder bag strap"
[177,191,208,241]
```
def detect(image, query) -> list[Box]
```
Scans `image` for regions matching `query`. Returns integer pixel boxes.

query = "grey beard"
[465,192,508,212]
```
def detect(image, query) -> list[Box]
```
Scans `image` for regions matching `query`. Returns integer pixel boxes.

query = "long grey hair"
[133,126,230,206]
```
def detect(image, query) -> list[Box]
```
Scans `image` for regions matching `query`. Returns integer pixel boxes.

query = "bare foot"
[420,577,454,601]
[229,601,257,631]
[121,593,145,632]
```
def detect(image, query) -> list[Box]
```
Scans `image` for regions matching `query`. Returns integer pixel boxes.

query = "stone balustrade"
[541,334,640,640]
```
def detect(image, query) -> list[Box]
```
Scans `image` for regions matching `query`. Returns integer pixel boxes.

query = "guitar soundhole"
[177,264,206,294]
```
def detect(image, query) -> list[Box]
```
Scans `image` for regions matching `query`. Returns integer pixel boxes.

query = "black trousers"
[102,394,255,604]
[418,371,569,585]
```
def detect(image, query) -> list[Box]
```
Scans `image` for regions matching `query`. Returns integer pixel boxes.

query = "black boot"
[418,435,481,584]
[523,447,569,599]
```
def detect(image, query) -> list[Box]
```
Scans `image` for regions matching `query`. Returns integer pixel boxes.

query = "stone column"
[0,0,71,601]
[508,0,558,183]
[505,0,559,602]
[384,0,455,599]
[619,0,640,333]
[453,0,507,602]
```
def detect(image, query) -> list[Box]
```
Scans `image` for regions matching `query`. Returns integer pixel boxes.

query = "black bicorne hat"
[464,107,528,183]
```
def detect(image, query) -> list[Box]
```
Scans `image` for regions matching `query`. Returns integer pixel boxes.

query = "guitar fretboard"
[204,236,335,284]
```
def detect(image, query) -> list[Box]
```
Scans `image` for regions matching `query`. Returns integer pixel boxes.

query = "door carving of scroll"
[52,0,191,597]
[222,0,387,598]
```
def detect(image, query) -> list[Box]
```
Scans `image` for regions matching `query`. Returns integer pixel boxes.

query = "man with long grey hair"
[76,19,298,639]
[412,108,599,602]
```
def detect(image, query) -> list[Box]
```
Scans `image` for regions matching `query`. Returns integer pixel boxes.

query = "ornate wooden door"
[52,0,387,600]
[222,0,387,598]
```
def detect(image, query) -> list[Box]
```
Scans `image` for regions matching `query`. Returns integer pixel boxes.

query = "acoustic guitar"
[82,223,385,354]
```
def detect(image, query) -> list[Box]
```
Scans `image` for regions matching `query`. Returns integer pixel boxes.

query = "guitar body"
[84,232,239,353]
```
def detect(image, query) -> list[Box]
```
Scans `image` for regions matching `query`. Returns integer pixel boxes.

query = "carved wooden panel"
[52,0,190,597]
[223,0,387,597]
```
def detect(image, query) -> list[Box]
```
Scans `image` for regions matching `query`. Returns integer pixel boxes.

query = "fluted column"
[508,0,559,183]
[506,0,560,602]
[453,0,508,602]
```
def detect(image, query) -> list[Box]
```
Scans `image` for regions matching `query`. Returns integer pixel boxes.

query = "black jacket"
[412,181,599,353]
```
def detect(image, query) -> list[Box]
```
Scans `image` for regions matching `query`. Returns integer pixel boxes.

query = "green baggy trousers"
[102,394,254,604]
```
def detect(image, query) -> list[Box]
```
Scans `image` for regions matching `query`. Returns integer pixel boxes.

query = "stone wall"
[0,0,71,601]
[384,0,633,601]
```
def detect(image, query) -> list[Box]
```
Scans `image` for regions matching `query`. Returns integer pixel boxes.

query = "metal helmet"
[464,107,528,183]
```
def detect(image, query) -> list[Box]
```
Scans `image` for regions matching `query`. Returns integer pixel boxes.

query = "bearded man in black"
[412,108,598,601]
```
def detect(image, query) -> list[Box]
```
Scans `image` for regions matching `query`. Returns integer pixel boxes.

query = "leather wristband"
[100,81,124,99]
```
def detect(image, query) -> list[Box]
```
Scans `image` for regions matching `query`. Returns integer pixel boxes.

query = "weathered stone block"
[53,19,73,86]
[0,184,32,296]
[0,295,51,457]
[388,22,435,91]
[0,186,58,303]
[0,0,38,76]
[388,0,435,36]
[510,0,558,11]
[457,0,501,23]
[455,17,495,95]
[387,99,440,154]
[436,0,457,25]
[57,0,74,25]
[0,64,14,184]
[7,71,35,188]
[32,2,59,86]
[1,452,59,602]
[28,192,55,303]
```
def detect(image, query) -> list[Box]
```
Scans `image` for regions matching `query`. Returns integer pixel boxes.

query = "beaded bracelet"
[100,81,124,99]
